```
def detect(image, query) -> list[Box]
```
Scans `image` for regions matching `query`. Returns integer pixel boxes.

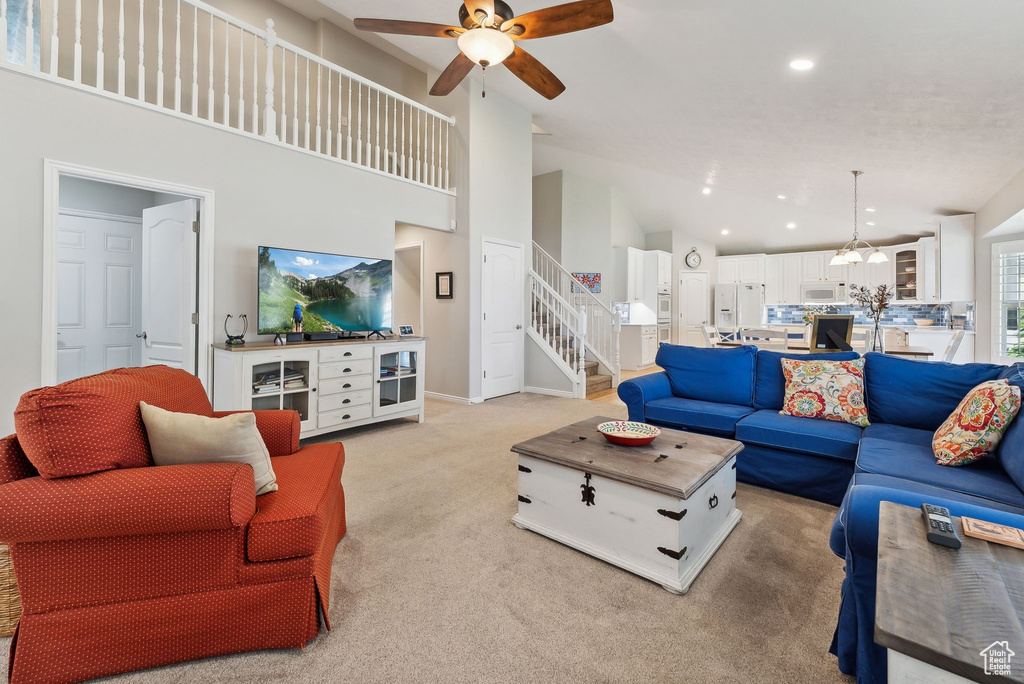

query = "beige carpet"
[4,395,852,683]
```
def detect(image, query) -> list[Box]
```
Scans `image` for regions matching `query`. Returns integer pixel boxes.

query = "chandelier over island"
[829,171,889,266]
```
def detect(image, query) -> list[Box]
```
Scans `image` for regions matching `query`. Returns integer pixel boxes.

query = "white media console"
[213,337,426,439]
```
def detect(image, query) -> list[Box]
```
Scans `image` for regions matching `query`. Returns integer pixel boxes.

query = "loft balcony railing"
[0,0,456,194]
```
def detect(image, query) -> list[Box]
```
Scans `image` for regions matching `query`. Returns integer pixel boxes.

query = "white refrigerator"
[715,283,765,328]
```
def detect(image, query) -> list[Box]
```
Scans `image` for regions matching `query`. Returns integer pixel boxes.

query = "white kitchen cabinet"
[894,245,923,303]
[626,247,646,302]
[906,329,975,364]
[936,216,975,301]
[717,256,739,284]
[738,255,765,283]
[868,248,895,290]
[824,253,849,282]
[801,253,825,282]
[619,324,659,371]
[656,251,672,293]
[764,255,784,305]
[783,254,802,304]
[920,237,938,303]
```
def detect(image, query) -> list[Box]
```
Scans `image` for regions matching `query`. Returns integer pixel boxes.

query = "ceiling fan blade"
[463,0,496,25]
[501,0,614,40]
[353,18,464,38]
[503,46,566,100]
[430,53,476,96]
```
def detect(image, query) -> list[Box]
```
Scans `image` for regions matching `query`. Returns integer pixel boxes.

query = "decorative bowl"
[913,318,934,326]
[597,421,661,446]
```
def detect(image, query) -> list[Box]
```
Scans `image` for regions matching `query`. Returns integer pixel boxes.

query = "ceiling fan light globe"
[867,248,889,264]
[458,28,514,66]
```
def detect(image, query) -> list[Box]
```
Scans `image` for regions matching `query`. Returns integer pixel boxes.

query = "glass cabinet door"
[243,352,318,433]
[374,346,421,416]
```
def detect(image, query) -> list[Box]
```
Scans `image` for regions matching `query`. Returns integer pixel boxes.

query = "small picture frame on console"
[436,272,453,299]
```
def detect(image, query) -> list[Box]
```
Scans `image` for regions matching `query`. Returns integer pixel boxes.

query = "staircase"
[527,242,620,399]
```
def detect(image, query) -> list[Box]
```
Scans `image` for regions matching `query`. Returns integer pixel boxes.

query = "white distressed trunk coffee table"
[511,416,743,594]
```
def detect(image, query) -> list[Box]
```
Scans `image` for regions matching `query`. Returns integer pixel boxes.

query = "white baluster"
[173,0,181,111]
[278,46,286,140]
[156,0,163,106]
[96,0,104,88]
[73,0,81,81]
[25,0,33,68]
[137,0,144,100]
[190,6,197,116]
[325,70,332,156]
[365,86,371,166]
[392,98,398,173]
[47,0,57,75]
[432,118,438,187]
[251,31,257,132]
[373,90,380,169]
[401,102,407,178]
[355,82,362,164]
[346,77,352,160]
[117,0,125,94]
[415,108,421,183]
[335,73,343,157]
[314,63,321,152]
[0,0,8,64]
[303,58,310,148]
[291,54,297,145]
[237,29,244,130]
[383,94,389,173]
[263,19,276,138]
[206,15,213,119]
[445,122,450,190]
[223,21,230,124]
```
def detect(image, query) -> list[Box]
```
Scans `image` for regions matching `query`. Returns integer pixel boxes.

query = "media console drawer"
[317,390,372,413]
[318,404,372,428]
[320,375,373,395]
[319,359,373,379]
[319,346,373,363]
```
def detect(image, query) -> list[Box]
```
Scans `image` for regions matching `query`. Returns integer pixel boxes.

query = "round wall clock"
[685,248,702,269]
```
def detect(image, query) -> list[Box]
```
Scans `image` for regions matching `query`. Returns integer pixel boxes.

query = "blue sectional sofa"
[618,344,1024,683]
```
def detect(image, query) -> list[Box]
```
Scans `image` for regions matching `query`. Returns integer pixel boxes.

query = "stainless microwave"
[800,282,847,304]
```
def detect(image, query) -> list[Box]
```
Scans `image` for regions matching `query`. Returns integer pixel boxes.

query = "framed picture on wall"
[571,272,602,294]
[436,272,453,299]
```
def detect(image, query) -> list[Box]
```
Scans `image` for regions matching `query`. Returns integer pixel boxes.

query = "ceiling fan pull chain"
[482,65,487,98]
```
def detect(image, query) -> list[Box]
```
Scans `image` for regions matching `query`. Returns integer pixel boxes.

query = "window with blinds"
[995,240,1024,361]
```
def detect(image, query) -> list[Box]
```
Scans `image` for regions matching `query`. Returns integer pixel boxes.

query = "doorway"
[482,238,524,400]
[42,161,215,387]
[679,270,710,347]
[394,241,424,335]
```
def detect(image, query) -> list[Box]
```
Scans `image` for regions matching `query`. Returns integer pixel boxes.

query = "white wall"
[393,245,421,333]
[532,171,562,261]
[0,68,454,434]
[59,177,159,216]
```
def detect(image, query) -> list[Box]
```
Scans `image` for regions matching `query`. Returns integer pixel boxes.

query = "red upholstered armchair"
[0,366,346,684]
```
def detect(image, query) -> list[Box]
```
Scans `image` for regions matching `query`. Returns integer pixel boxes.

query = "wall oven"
[657,294,671,323]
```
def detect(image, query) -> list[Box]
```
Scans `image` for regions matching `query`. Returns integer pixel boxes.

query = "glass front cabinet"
[373,344,423,417]
[242,350,319,434]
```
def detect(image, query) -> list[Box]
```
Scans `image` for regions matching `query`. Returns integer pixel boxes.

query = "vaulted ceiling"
[314,0,1024,254]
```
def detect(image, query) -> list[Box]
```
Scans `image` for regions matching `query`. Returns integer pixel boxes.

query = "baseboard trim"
[523,386,576,399]
[425,392,476,405]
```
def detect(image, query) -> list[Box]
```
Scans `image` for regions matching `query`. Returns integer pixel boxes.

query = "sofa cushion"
[863,352,1004,431]
[247,443,345,563]
[735,409,863,462]
[14,366,215,479]
[645,397,755,436]
[855,438,1024,509]
[862,423,933,448]
[754,350,860,411]
[997,364,1024,491]
[655,343,757,407]
[932,380,1021,466]
[780,357,869,427]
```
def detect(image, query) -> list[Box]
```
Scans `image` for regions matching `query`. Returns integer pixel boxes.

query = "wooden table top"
[875,502,1024,683]
[510,416,743,500]
[716,341,934,357]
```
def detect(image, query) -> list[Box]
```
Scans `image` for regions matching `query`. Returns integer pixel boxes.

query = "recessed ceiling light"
[786,223,797,229]
[866,207,876,212]
[721,229,729,235]
[866,222,876,226]
[790,59,814,71]
[777,195,787,200]
[703,187,712,195]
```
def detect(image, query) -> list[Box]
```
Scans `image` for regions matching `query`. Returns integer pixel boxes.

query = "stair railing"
[531,242,621,386]
[528,270,587,397]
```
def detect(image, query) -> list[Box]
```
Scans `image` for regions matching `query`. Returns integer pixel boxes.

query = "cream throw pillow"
[140,402,279,495]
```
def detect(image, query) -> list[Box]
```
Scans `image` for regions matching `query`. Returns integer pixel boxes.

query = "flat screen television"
[258,246,392,334]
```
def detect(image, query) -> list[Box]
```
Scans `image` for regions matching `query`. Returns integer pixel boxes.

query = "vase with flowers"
[849,284,895,352]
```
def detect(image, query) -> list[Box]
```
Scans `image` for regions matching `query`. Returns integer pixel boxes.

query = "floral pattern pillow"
[780,358,870,427]
[933,380,1021,466]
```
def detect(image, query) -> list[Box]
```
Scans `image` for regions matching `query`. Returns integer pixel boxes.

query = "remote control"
[921,503,961,549]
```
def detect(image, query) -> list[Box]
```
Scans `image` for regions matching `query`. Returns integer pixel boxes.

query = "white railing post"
[156,0,163,106]
[95,0,103,88]
[117,0,125,94]
[262,18,276,138]
[173,0,181,111]
[326,70,333,155]
[314,63,321,152]
[48,0,58,75]
[290,54,297,144]
[25,0,33,68]
[250,29,257,132]
[190,6,197,116]
[303,57,310,148]
[236,29,244,129]
[137,0,145,100]
[73,0,81,81]
[206,14,213,120]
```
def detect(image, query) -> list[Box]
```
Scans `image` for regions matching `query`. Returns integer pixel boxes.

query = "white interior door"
[679,271,710,347]
[141,199,197,371]
[55,212,143,383]
[482,239,524,399]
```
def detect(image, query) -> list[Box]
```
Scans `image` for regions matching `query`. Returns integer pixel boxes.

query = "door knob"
[516,324,523,330]
[136,332,148,340]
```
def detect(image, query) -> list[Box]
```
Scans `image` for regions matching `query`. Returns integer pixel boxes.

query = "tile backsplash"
[766,302,975,330]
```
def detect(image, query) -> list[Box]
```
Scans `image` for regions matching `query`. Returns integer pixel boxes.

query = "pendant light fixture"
[830,171,889,266]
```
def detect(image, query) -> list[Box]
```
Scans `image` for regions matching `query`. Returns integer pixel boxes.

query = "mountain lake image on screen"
[258,246,393,334]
